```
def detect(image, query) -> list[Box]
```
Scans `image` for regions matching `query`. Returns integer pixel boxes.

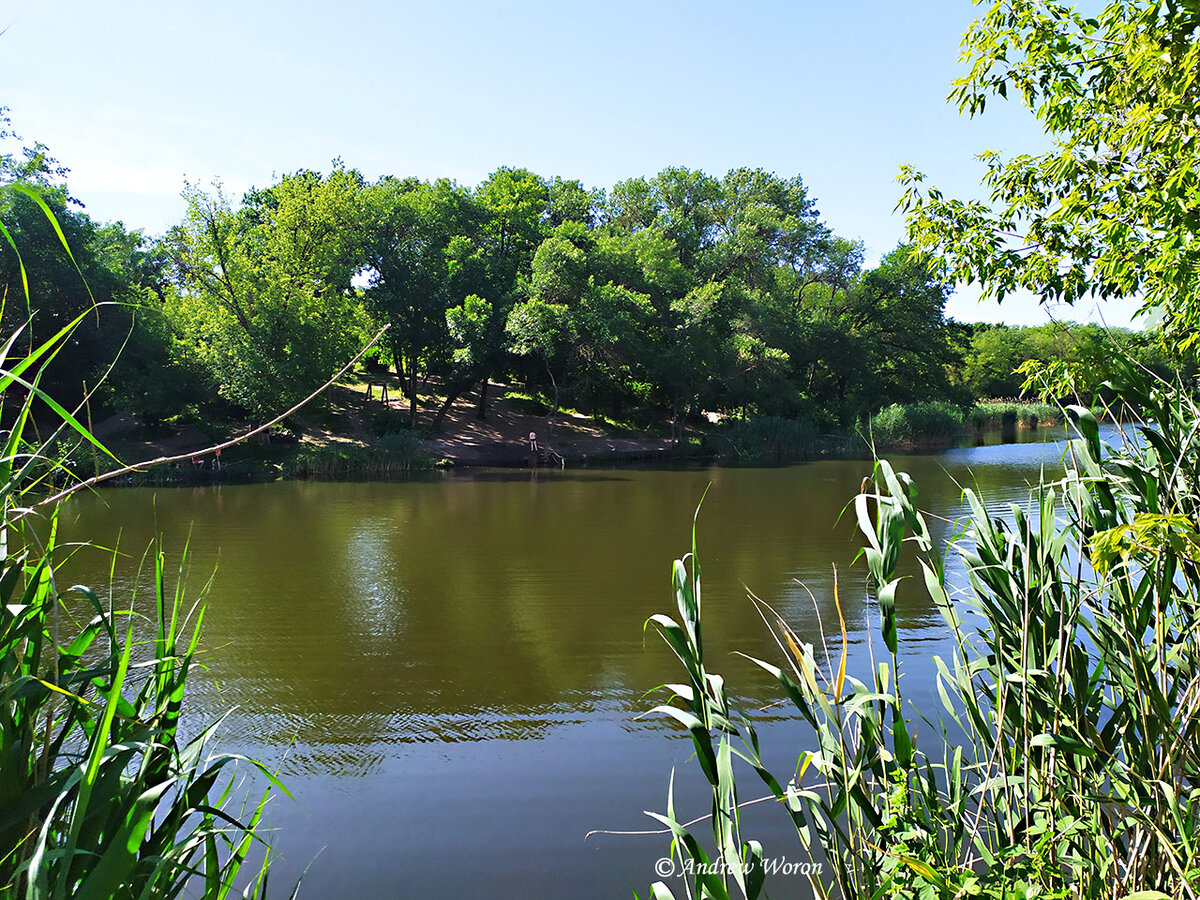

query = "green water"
[60,430,1079,898]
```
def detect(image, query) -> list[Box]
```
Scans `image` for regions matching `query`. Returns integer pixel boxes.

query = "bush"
[367,405,408,437]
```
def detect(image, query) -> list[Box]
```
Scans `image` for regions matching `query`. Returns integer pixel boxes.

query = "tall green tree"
[961,325,1036,398]
[507,222,653,420]
[476,167,549,291]
[0,182,171,410]
[364,176,484,426]
[166,167,371,415]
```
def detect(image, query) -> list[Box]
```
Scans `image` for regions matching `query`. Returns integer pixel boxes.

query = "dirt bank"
[418,382,676,466]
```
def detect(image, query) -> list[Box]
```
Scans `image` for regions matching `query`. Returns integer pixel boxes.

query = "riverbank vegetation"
[868,401,965,449]
[6,0,1200,894]
[646,0,1200,896]
[968,399,1060,430]
[1,110,1191,471]
[651,369,1200,899]
[0,240,281,894]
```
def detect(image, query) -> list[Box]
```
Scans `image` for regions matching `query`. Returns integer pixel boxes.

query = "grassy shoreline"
[72,402,1078,490]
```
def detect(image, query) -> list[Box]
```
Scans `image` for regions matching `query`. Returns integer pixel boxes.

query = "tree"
[776,247,961,423]
[507,223,653,420]
[709,167,829,290]
[845,247,960,408]
[476,167,548,291]
[0,182,174,411]
[545,176,602,228]
[432,293,503,429]
[900,0,1200,348]
[962,326,1036,398]
[364,177,483,426]
[167,167,371,415]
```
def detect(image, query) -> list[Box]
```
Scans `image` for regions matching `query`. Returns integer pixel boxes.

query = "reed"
[869,401,965,449]
[646,361,1200,899]
[969,400,1062,430]
[0,192,284,898]
[704,416,819,462]
[282,431,433,479]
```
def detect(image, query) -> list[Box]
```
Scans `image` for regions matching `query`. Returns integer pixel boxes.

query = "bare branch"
[37,323,390,508]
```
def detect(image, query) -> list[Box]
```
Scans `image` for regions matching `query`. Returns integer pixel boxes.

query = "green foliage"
[969,400,1060,429]
[501,168,969,434]
[900,0,1200,349]
[646,366,1200,899]
[6,95,1185,444]
[961,326,1037,399]
[0,179,186,412]
[704,416,818,462]
[957,322,1189,403]
[3,110,1105,438]
[0,528,282,899]
[869,401,965,448]
[283,436,432,478]
[366,403,408,438]
[363,175,487,425]
[103,296,211,424]
[0,279,279,897]
[167,167,373,415]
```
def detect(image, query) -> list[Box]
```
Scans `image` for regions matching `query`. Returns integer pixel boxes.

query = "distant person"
[529,432,538,453]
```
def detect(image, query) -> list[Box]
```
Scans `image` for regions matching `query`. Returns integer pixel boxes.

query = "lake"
[60,428,1082,898]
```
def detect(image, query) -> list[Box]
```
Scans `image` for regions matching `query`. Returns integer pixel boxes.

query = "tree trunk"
[398,355,412,396]
[409,368,418,428]
[393,345,410,398]
[545,361,560,433]
[476,379,489,421]
[432,389,463,432]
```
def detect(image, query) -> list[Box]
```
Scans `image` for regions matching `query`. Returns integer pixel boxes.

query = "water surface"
[60,427,1087,898]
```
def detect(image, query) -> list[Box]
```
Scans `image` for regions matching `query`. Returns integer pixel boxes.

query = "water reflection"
[59,428,1098,899]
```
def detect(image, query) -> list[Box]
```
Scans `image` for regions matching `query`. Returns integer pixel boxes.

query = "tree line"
[0,134,1184,438]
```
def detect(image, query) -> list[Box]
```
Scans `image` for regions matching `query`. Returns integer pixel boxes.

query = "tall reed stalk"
[0,188,285,898]
[646,361,1200,899]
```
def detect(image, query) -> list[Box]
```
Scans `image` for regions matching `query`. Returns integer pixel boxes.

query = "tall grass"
[282,430,433,478]
[646,362,1200,899]
[869,401,965,449]
[969,399,1061,429]
[704,416,819,462]
[1,191,284,897]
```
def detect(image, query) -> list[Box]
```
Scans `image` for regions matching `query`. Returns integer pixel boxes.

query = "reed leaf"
[647,362,1200,898]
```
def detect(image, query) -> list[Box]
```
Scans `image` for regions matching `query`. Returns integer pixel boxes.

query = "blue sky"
[2,0,1145,326]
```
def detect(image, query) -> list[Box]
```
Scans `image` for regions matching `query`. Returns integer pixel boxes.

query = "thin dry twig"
[36,323,390,509]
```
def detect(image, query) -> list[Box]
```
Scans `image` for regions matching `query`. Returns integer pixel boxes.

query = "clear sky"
[1,0,1145,327]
